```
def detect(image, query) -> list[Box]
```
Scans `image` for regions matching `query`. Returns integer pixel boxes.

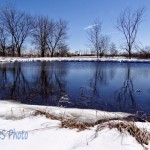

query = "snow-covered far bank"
[0,56,150,63]
[0,100,149,150]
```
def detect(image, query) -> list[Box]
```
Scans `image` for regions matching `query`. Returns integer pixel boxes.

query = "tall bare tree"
[0,24,7,56]
[117,7,145,58]
[32,16,51,57]
[87,19,101,58]
[0,5,34,56]
[87,19,109,58]
[99,35,110,57]
[47,19,68,57]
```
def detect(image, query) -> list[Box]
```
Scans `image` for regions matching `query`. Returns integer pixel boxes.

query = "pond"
[0,61,150,118]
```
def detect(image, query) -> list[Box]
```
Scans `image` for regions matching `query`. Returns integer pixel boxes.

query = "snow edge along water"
[0,56,150,63]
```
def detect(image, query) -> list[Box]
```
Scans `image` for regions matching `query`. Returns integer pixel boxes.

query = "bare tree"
[109,43,118,56]
[87,19,101,58]
[57,42,70,57]
[47,19,68,57]
[32,16,51,57]
[117,7,145,58]
[87,19,109,58]
[99,35,110,57]
[140,46,150,58]
[0,5,34,56]
[135,44,150,58]
[0,24,7,56]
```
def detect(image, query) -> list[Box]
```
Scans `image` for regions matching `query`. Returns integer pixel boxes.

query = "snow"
[0,101,149,150]
[0,101,129,123]
[0,56,150,63]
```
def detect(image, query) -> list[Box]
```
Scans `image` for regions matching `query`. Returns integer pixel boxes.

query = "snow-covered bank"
[0,56,150,63]
[0,101,149,150]
[0,101,130,124]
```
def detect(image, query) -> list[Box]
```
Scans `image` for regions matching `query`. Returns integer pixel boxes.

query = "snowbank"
[0,101,149,150]
[0,101,129,123]
[0,56,150,63]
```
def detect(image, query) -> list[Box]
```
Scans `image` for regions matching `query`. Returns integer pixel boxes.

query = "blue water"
[0,61,150,117]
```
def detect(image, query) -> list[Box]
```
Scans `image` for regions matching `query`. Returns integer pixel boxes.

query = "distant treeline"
[0,3,149,58]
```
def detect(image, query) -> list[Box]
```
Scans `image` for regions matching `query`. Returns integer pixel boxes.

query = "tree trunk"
[2,49,5,56]
[41,50,45,57]
[51,52,54,57]
[12,47,15,57]
[96,51,99,58]
[128,46,132,59]
[17,47,21,57]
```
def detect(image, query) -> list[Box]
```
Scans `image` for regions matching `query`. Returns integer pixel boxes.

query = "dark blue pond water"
[0,61,150,117]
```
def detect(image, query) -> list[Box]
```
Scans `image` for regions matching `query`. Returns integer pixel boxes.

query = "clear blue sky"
[0,0,150,52]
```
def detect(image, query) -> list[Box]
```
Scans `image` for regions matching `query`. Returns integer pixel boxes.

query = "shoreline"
[0,56,150,63]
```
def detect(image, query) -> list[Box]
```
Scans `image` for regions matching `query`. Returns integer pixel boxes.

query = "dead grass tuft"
[33,110,58,120]
[33,110,91,131]
[98,121,150,149]
[61,119,91,131]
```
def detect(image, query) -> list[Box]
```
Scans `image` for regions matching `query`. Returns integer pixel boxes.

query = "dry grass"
[33,110,58,120]
[110,122,150,148]
[33,109,150,148]
[98,121,150,149]
[33,110,92,131]
[61,119,91,131]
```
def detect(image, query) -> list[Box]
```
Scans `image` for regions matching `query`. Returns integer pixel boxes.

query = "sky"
[0,0,150,53]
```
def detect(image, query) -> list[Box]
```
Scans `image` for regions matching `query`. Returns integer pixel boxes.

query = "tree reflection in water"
[0,61,150,117]
[0,64,7,89]
[115,64,137,113]
[77,62,113,109]
[0,62,69,105]
[33,61,69,105]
